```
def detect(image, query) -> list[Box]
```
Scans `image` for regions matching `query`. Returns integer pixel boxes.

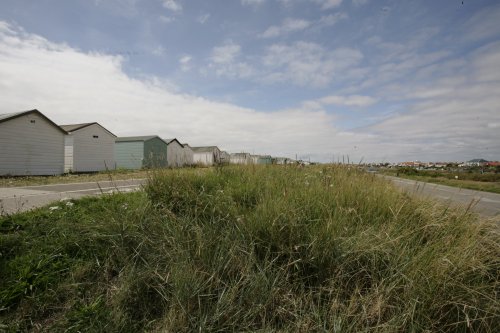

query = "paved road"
[0,179,146,215]
[384,175,500,217]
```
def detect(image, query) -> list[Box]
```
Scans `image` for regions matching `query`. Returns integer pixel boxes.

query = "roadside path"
[0,179,146,215]
[384,175,500,217]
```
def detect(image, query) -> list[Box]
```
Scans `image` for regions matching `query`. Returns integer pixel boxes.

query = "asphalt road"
[0,179,146,215]
[384,175,500,217]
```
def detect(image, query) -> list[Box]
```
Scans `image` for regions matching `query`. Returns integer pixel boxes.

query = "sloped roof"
[163,138,183,146]
[191,146,220,153]
[60,123,94,132]
[0,109,67,134]
[116,135,167,144]
[60,122,117,137]
[0,111,26,122]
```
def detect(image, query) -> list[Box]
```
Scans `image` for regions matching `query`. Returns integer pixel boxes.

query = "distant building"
[61,122,116,173]
[0,109,66,176]
[257,155,272,165]
[220,151,230,164]
[250,155,260,164]
[464,159,488,167]
[182,143,194,166]
[230,153,251,165]
[398,161,423,168]
[273,157,292,165]
[115,136,168,169]
[163,138,184,167]
[192,146,221,166]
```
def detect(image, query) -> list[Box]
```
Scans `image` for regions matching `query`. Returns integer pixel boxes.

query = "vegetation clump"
[1,165,499,332]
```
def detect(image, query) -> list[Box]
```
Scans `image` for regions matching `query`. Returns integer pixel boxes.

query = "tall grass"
[1,165,498,332]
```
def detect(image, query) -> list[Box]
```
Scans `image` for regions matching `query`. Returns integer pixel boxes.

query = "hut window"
[30,120,35,123]
[93,135,99,138]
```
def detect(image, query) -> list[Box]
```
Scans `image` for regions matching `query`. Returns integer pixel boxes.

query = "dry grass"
[1,165,498,332]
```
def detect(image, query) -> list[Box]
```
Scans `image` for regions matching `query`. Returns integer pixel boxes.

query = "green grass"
[380,169,500,194]
[0,169,151,188]
[1,165,499,332]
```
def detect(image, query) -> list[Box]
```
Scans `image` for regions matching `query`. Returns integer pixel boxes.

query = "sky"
[0,0,499,163]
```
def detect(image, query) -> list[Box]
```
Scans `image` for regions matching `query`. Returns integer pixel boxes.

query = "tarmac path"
[384,175,500,217]
[0,179,146,215]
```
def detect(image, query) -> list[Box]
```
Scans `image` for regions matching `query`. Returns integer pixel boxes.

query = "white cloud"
[312,0,343,10]
[318,12,348,26]
[241,0,266,7]
[197,13,210,24]
[162,0,182,12]
[159,15,175,23]
[260,18,311,38]
[179,55,192,71]
[151,46,166,56]
[462,4,500,42]
[262,42,363,87]
[318,95,377,107]
[210,42,241,64]
[260,13,347,38]
[352,0,368,6]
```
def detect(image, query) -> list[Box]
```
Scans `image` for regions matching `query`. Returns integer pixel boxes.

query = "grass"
[0,165,499,332]
[0,169,151,188]
[381,168,500,194]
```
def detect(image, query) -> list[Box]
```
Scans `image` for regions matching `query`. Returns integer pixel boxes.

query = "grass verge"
[1,165,499,332]
[380,169,500,194]
[0,169,151,188]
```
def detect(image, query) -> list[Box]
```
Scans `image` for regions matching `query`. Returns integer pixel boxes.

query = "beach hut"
[230,153,252,165]
[115,136,168,169]
[0,109,66,175]
[60,122,116,173]
[258,155,273,165]
[163,138,184,167]
[192,146,221,166]
[220,151,230,165]
[182,144,194,166]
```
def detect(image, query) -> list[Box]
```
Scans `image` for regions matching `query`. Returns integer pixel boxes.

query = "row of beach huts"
[0,109,294,176]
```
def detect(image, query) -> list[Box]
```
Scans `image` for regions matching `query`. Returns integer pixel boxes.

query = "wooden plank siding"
[0,112,65,175]
[115,141,144,170]
[65,124,115,172]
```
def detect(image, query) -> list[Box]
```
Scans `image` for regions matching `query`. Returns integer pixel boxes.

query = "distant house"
[115,136,168,169]
[230,153,251,165]
[398,161,423,168]
[257,155,272,165]
[163,138,184,167]
[464,159,488,167]
[60,122,116,173]
[220,151,230,164]
[485,161,500,167]
[0,109,66,176]
[273,157,292,165]
[182,144,194,166]
[250,155,260,164]
[192,146,221,166]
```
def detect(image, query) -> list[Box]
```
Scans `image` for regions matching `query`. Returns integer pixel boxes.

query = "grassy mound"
[1,165,498,332]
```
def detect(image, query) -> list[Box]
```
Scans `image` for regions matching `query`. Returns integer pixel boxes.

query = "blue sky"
[1,0,499,162]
